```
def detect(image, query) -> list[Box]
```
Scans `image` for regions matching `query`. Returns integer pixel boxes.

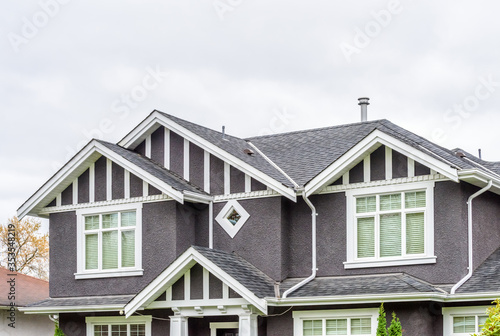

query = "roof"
[156,111,295,188]
[26,295,133,308]
[192,246,276,298]
[248,119,487,186]
[97,140,207,195]
[279,273,443,298]
[0,268,49,307]
[456,246,500,294]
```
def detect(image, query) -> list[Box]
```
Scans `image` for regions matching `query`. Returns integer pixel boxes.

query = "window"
[86,316,151,336]
[293,309,378,336]
[443,307,490,335]
[345,182,436,269]
[215,200,250,238]
[76,203,143,279]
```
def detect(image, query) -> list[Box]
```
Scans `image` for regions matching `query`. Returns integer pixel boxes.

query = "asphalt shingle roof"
[27,295,134,308]
[193,246,276,298]
[98,140,207,195]
[248,119,487,186]
[280,273,443,298]
[457,246,500,293]
[156,111,295,188]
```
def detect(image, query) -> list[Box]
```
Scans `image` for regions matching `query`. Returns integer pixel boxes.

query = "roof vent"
[222,126,228,141]
[243,148,255,156]
[358,97,370,122]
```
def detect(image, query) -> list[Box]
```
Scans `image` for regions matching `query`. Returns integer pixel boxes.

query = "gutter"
[282,190,317,298]
[451,180,493,294]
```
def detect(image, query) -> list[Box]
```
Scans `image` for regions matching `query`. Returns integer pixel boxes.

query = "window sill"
[75,269,144,280]
[343,256,436,269]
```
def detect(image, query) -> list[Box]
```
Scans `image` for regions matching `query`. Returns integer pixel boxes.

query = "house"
[0,267,54,335]
[18,99,500,336]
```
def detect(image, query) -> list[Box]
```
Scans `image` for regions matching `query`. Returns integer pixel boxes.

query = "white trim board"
[17,139,210,218]
[304,129,459,197]
[124,246,268,317]
[118,111,296,201]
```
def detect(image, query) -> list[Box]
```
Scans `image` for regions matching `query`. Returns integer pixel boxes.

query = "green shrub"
[54,322,65,336]
[377,303,388,336]
[388,311,402,336]
[472,298,500,336]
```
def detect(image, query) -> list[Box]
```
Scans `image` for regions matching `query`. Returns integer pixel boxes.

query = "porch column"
[239,313,258,336]
[169,315,188,336]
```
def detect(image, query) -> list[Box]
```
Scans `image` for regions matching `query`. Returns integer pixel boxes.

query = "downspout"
[209,201,214,249]
[451,180,493,294]
[282,190,317,298]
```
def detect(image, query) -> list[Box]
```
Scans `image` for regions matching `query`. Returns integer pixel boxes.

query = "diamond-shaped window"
[215,200,250,238]
[226,209,241,226]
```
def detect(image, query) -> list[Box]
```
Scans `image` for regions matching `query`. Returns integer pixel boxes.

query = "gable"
[124,246,273,317]
[305,129,459,196]
[147,262,255,316]
[41,155,167,215]
[18,140,209,219]
[328,145,437,187]
[118,111,296,201]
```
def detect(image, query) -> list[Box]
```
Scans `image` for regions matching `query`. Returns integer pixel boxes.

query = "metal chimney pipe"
[358,97,370,122]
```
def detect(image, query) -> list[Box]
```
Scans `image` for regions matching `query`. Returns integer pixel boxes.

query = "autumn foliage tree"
[0,216,49,280]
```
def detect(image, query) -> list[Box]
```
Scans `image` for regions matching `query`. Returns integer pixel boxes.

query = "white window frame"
[76,203,143,279]
[215,200,250,238]
[443,306,490,336]
[210,322,239,336]
[293,308,378,336]
[344,181,436,269]
[86,316,152,336]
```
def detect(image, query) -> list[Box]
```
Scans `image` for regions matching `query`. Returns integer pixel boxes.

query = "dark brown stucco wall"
[189,142,204,188]
[213,197,284,281]
[78,169,89,203]
[349,161,364,183]
[251,177,267,191]
[112,163,124,200]
[210,155,225,195]
[135,140,146,156]
[190,263,204,300]
[49,201,181,297]
[370,146,385,181]
[130,173,143,198]
[230,166,246,193]
[392,150,408,178]
[287,181,470,284]
[472,188,500,270]
[61,183,72,205]
[94,156,107,202]
[151,126,165,166]
[170,131,184,177]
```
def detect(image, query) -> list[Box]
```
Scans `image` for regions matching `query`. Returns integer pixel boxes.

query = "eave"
[118,111,296,202]
[17,140,209,219]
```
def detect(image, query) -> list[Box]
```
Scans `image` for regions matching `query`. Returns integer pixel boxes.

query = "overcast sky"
[2,1,500,230]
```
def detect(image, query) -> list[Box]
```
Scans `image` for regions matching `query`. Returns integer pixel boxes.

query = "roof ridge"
[246,119,386,140]
[155,110,244,142]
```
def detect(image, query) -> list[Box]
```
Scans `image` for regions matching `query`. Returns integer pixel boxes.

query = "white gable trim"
[304,129,459,196]
[118,111,296,201]
[17,140,207,218]
[124,247,268,317]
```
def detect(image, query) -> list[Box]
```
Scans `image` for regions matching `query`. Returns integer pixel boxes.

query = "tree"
[0,216,49,280]
[377,303,388,336]
[54,322,66,336]
[388,311,402,336]
[472,299,500,336]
